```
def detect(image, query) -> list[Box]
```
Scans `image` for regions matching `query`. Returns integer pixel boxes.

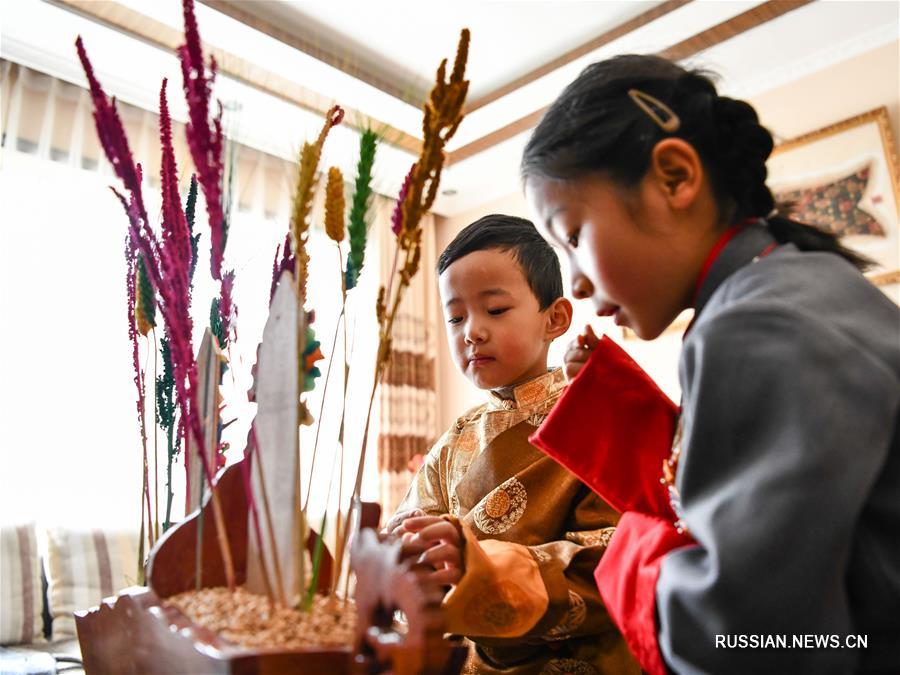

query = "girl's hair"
[521,54,871,270]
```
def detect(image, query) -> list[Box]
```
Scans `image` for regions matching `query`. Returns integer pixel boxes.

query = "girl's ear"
[648,138,704,211]
[545,297,573,340]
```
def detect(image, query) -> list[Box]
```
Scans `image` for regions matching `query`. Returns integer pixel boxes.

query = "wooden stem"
[152,328,160,542]
[139,349,154,549]
[337,243,415,597]
[250,424,288,606]
[206,465,235,591]
[163,424,175,532]
[195,477,204,590]
[301,305,345,513]
[295,274,307,604]
[190,352,235,592]
[305,510,327,610]
[238,451,276,608]
[137,490,146,586]
[331,249,351,595]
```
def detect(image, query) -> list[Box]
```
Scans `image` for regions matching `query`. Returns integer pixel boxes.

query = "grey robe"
[657,222,900,673]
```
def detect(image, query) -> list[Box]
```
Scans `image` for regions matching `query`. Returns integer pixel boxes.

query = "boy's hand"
[383,508,425,536]
[563,324,600,382]
[400,515,464,586]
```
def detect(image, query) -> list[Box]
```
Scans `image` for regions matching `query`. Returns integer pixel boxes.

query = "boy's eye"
[567,229,580,248]
[447,316,463,325]
[487,307,509,316]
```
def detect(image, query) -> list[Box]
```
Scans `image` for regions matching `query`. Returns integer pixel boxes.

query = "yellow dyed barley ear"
[134,267,153,337]
[324,166,345,243]
[136,305,153,337]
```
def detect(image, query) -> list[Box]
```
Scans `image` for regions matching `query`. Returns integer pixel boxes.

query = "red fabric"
[686,220,774,335]
[690,219,755,306]
[529,336,679,517]
[596,512,694,675]
[529,337,694,674]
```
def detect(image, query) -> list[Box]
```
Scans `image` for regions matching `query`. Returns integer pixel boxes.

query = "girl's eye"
[447,316,463,325]
[487,308,509,316]
[567,230,580,248]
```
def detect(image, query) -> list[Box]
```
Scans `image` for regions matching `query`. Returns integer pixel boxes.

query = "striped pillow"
[44,528,140,638]
[0,523,44,645]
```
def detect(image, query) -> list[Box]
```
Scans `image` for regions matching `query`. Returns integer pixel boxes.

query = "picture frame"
[768,106,899,288]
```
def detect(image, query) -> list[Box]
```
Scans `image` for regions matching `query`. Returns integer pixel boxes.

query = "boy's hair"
[437,214,563,310]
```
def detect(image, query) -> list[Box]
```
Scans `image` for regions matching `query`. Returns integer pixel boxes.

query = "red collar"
[690,219,756,307]
[684,218,775,339]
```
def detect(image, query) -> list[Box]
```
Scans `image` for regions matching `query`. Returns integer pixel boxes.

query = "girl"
[521,54,900,674]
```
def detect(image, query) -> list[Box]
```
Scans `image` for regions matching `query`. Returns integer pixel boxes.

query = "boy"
[387,215,638,674]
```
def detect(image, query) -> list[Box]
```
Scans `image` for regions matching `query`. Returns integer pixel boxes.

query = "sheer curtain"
[376,201,441,515]
[0,60,298,216]
[0,59,428,530]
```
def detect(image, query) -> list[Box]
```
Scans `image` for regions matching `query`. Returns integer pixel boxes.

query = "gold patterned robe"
[395,369,639,675]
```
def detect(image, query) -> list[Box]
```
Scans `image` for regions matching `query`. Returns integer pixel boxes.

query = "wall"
[432,40,900,433]
[752,40,899,157]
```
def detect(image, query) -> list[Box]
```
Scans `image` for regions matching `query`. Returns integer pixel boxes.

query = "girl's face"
[526,173,706,340]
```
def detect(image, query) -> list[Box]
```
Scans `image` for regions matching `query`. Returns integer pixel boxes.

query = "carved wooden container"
[75,459,370,674]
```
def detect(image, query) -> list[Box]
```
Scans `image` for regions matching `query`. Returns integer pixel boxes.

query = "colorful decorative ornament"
[302,315,324,394]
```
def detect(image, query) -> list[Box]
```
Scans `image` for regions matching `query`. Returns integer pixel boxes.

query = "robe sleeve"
[442,487,625,644]
[656,307,898,674]
[525,486,624,640]
[594,511,692,675]
[530,336,679,517]
[393,431,451,517]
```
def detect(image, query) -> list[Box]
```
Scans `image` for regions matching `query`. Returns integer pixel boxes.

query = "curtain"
[376,200,441,515]
[1,59,297,220]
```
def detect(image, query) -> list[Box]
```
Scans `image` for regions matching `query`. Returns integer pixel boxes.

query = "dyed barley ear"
[345,129,377,290]
[135,254,157,336]
[290,105,344,299]
[324,166,345,243]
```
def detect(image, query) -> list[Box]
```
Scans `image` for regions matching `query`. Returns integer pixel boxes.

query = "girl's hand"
[563,324,600,382]
[400,515,464,586]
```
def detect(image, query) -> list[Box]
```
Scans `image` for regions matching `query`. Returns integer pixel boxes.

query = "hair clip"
[628,89,680,133]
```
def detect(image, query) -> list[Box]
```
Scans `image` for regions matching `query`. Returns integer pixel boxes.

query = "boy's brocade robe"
[395,369,639,674]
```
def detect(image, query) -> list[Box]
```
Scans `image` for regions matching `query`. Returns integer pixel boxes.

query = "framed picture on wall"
[767,106,900,296]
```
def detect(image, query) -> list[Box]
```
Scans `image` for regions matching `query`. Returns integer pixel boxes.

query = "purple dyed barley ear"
[219,271,235,342]
[158,80,192,286]
[268,235,294,304]
[75,36,150,234]
[391,163,415,236]
[179,0,225,280]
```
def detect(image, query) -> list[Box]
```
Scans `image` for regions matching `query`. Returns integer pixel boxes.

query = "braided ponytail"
[710,96,872,269]
[522,54,873,270]
[710,96,775,219]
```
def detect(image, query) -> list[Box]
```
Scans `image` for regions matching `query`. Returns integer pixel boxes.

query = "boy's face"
[439,248,565,390]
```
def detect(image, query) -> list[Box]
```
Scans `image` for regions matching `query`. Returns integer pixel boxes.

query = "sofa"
[1,523,138,675]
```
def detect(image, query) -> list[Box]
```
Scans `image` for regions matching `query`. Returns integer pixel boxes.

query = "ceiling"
[3,0,898,216]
